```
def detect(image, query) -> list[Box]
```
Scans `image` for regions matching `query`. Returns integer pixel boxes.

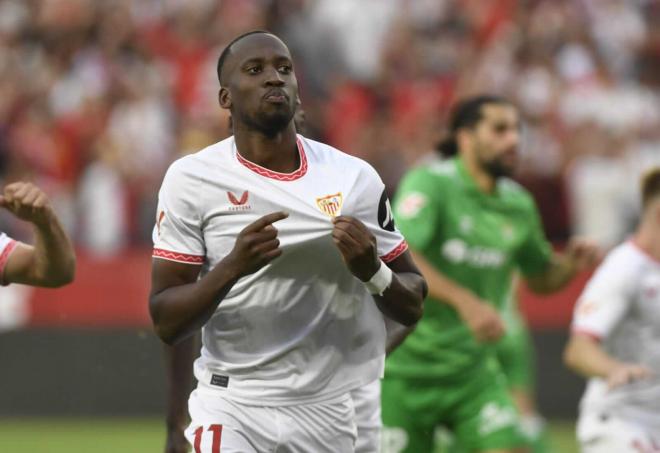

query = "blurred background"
[0,0,659,451]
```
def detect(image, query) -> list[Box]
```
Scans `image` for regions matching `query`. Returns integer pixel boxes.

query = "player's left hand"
[565,237,601,272]
[331,216,380,282]
[0,182,53,227]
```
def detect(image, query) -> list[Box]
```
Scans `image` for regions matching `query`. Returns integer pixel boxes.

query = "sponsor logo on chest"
[226,190,252,211]
[442,238,506,268]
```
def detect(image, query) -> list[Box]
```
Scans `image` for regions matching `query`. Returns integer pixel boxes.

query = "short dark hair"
[437,95,511,157]
[217,30,272,85]
[642,167,660,210]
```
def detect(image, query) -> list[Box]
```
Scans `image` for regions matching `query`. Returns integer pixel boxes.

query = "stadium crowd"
[0,0,659,255]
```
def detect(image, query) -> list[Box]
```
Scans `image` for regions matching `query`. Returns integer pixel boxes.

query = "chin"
[256,111,294,136]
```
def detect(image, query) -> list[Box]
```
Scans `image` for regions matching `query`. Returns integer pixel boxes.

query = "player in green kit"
[381,95,599,453]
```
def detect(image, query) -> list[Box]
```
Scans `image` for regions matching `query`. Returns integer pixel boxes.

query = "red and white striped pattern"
[236,138,308,181]
[381,239,408,263]
[153,248,204,264]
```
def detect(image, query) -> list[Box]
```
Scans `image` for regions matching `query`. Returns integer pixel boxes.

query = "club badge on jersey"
[316,192,343,218]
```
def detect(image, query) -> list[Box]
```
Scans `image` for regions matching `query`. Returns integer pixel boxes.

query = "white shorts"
[577,411,660,453]
[185,389,357,452]
[351,379,382,453]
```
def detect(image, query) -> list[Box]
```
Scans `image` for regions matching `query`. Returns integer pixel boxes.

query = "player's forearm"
[164,333,198,429]
[411,250,479,312]
[563,334,622,379]
[29,210,76,287]
[526,254,575,294]
[384,317,414,355]
[150,261,240,344]
[375,271,426,326]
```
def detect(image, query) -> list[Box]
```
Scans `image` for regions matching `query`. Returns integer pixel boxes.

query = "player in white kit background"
[564,167,660,452]
[149,30,427,453]
[0,181,75,288]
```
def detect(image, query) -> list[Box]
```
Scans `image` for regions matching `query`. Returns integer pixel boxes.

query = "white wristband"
[364,260,393,296]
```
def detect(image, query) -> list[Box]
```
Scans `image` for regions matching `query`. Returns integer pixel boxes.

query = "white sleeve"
[353,165,408,264]
[0,232,18,285]
[152,160,206,265]
[571,251,635,340]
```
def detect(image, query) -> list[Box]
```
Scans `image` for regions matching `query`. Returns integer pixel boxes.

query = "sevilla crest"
[316,192,343,218]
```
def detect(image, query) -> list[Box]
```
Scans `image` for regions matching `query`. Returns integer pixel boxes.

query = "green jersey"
[385,157,552,380]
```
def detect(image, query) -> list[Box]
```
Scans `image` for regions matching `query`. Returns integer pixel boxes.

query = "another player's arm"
[564,333,651,389]
[525,238,600,294]
[1,182,75,287]
[150,212,288,344]
[331,216,426,326]
[163,333,199,453]
[410,249,505,343]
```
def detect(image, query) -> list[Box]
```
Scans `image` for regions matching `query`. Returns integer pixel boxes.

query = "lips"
[263,89,288,103]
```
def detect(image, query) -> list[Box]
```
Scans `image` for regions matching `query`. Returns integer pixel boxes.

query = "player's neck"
[233,124,299,173]
[463,155,496,193]
[634,213,660,261]
[635,217,660,262]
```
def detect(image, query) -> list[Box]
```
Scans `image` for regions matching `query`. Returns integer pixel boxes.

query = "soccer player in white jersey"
[564,167,660,452]
[150,30,427,453]
[162,103,397,453]
[0,181,75,287]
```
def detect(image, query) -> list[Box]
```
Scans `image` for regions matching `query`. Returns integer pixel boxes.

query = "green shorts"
[495,314,534,392]
[381,360,528,452]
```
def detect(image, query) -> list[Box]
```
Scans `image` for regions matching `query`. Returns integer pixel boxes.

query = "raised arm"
[149,211,288,344]
[1,182,75,287]
[525,238,600,294]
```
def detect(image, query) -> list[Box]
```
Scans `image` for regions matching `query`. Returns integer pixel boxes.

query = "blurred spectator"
[0,0,658,254]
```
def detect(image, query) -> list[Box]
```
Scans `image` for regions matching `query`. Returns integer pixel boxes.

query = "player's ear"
[219,87,231,109]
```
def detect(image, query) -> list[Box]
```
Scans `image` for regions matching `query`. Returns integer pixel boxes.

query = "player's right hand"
[606,363,652,389]
[225,211,288,277]
[458,298,505,343]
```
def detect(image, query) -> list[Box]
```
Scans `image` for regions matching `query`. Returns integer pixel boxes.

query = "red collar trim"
[236,137,308,181]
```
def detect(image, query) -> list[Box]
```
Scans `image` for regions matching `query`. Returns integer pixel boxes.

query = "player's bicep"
[3,242,35,285]
[150,258,202,297]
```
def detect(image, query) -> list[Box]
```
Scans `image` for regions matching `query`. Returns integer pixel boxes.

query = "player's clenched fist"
[225,211,288,277]
[0,182,53,226]
[331,216,380,282]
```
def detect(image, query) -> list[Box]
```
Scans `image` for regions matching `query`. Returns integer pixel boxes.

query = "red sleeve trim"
[381,240,408,263]
[571,327,603,342]
[153,248,204,265]
[0,239,18,286]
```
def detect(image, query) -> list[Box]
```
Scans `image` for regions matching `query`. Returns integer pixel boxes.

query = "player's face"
[471,104,520,178]
[221,34,298,136]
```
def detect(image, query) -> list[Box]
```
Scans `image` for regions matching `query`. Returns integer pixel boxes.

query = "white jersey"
[153,135,408,406]
[571,241,660,428]
[0,232,18,285]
